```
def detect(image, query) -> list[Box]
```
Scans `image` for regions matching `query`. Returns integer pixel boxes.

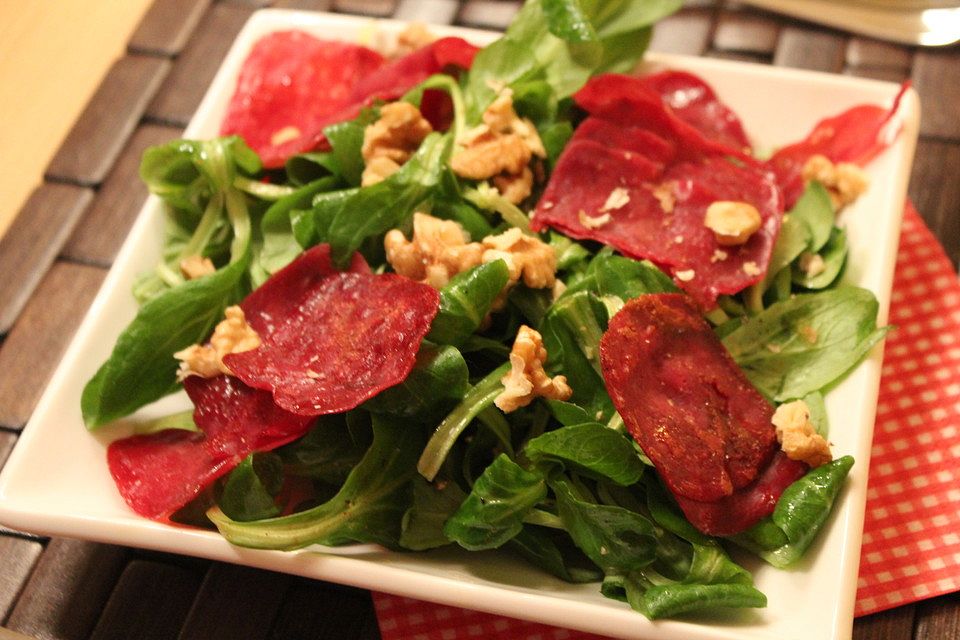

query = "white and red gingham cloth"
[372,203,960,636]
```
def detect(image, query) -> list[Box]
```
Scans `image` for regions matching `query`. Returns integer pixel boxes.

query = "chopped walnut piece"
[395,23,435,56]
[179,255,215,280]
[579,209,611,230]
[802,154,869,211]
[704,201,762,246]
[384,213,485,288]
[600,187,630,213]
[742,261,762,277]
[175,306,261,380]
[675,269,695,282]
[495,325,572,412]
[481,227,557,289]
[492,166,534,204]
[772,400,832,467]
[450,133,531,180]
[361,102,433,186]
[452,89,545,203]
[650,181,676,214]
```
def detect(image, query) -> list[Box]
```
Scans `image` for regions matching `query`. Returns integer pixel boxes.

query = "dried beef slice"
[599,293,807,535]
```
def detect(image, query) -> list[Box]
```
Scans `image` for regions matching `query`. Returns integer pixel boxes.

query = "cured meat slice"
[533,72,783,307]
[572,73,753,163]
[220,31,384,169]
[767,83,907,207]
[639,70,752,152]
[600,294,787,530]
[533,140,782,308]
[674,451,808,536]
[224,244,440,415]
[221,32,479,168]
[572,117,676,166]
[107,376,313,520]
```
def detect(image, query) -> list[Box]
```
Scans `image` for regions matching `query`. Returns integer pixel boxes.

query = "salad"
[81,0,902,622]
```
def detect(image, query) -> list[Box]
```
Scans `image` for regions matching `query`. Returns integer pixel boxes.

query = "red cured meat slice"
[599,294,780,506]
[107,376,313,520]
[224,244,440,415]
[220,31,384,169]
[572,74,753,164]
[639,70,752,152]
[572,117,676,166]
[221,32,479,169]
[674,451,808,536]
[767,83,907,208]
[532,140,782,308]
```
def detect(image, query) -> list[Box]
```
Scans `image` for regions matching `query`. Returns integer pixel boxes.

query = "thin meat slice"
[224,245,440,416]
[220,31,384,168]
[600,294,798,535]
[639,70,752,152]
[220,32,479,168]
[572,73,753,163]
[674,451,808,537]
[533,139,781,308]
[107,376,313,520]
[572,117,676,167]
[767,83,908,207]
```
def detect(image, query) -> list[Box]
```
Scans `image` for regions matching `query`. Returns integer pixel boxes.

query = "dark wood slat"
[705,49,769,65]
[0,536,43,620]
[911,49,960,141]
[88,560,203,640]
[773,26,846,72]
[0,262,106,430]
[5,538,128,640]
[178,564,292,640]
[62,124,183,267]
[844,66,910,83]
[457,0,522,30]
[845,37,912,71]
[914,592,960,640]
[45,56,171,187]
[147,3,255,127]
[333,0,398,16]
[269,580,379,640]
[852,604,917,640]
[0,184,93,336]
[129,0,213,56]
[649,8,715,56]
[907,138,960,268]
[394,0,460,24]
[712,10,780,55]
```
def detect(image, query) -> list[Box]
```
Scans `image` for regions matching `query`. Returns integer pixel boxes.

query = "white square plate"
[0,10,919,640]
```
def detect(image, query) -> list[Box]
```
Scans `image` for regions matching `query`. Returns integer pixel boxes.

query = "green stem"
[417,363,510,481]
[524,508,565,530]
[464,185,532,232]
[233,176,295,201]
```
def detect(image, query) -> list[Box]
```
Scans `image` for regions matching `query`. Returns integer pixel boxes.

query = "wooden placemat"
[1,1,958,638]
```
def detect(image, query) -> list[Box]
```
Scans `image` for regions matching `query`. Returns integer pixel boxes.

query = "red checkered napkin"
[373,204,960,636]
[855,204,960,616]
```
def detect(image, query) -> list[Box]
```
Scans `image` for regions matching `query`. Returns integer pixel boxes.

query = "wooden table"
[0,1,958,638]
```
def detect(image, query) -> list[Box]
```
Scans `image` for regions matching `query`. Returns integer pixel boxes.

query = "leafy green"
[319,132,451,267]
[525,423,644,486]
[400,477,467,550]
[364,344,470,417]
[208,415,422,550]
[276,415,368,485]
[428,261,511,346]
[418,363,510,481]
[736,456,855,567]
[444,455,547,550]
[551,475,657,573]
[218,453,284,522]
[723,287,889,401]
[793,227,848,290]
[790,180,835,253]
[509,525,603,583]
[82,255,249,428]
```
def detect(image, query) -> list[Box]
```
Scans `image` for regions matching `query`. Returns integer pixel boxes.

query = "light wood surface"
[0,0,153,239]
